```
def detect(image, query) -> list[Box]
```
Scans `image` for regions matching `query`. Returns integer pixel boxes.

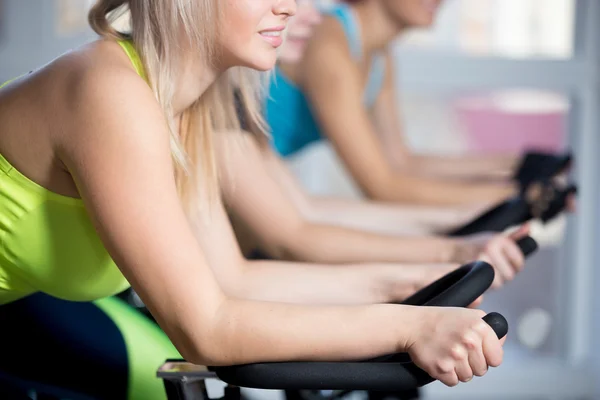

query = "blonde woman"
[0,1,505,399]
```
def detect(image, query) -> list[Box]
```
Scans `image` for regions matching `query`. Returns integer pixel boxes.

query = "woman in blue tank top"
[266,0,575,210]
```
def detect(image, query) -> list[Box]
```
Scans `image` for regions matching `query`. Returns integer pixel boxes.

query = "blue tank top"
[266,4,386,157]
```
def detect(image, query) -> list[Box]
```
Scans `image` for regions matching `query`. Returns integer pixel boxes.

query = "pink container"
[453,90,569,154]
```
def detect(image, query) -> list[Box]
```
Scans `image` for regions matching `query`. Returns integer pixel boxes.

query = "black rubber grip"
[402,261,494,307]
[540,184,577,223]
[516,236,538,257]
[449,182,575,237]
[483,312,509,339]
[403,238,535,309]
[515,152,573,189]
[448,197,531,237]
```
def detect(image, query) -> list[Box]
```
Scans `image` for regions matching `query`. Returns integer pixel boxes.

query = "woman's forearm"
[233,260,448,305]
[404,153,519,181]
[281,223,457,265]
[365,172,517,207]
[306,197,486,235]
[203,300,419,366]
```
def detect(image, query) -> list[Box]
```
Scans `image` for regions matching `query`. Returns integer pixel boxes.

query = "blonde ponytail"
[88,0,129,39]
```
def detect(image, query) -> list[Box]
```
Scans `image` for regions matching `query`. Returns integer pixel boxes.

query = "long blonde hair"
[88,0,268,222]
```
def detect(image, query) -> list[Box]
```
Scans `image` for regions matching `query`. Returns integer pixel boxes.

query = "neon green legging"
[0,292,181,400]
[96,295,182,400]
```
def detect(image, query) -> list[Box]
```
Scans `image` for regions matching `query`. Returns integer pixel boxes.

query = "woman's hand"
[407,307,505,387]
[452,224,531,289]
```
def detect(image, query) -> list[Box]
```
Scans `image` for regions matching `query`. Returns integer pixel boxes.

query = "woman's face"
[279,0,323,63]
[381,0,443,28]
[219,0,297,71]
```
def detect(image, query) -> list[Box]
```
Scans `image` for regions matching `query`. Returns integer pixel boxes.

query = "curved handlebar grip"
[447,198,530,237]
[401,261,494,307]
[402,237,536,309]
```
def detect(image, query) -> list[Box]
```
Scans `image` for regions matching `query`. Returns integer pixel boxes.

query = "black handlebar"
[514,151,572,189]
[448,185,576,237]
[517,235,538,257]
[448,198,530,236]
[401,261,493,307]
[468,151,574,234]
[402,235,537,307]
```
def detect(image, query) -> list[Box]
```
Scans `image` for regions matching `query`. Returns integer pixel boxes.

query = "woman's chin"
[237,52,278,72]
[248,58,278,72]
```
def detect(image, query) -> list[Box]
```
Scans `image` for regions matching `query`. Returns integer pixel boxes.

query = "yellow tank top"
[0,40,144,305]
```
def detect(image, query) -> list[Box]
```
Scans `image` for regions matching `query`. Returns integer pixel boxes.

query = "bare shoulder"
[306,14,352,57]
[300,14,356,76]
[49,40,167,153]
[58,40,158,124]
[0,39,162,193]
[299,16,360,90]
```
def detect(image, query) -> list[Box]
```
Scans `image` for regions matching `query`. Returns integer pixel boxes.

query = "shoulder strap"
[117,40,147,81]
[364,53,387,105]
[325,4,363,60]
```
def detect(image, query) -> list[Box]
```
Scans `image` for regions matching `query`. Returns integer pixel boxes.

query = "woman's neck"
[351,2,404,53]
[173,59,220,116]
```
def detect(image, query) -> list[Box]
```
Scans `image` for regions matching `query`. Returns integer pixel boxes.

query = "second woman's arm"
[299,22,517,206]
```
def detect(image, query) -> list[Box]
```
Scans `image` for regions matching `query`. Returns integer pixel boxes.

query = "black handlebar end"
[483,312,509,339]
[516,236,538,257]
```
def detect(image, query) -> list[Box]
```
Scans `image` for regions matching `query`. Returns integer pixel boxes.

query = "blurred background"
[289,1,600,398]
[1,0,599,399]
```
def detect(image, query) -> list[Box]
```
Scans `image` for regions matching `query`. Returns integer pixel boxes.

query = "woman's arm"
[399,154,519,181]
[218,130,526,286]
[185,158,452,305]
[235,259,455,305]
[261,144,490,235]
[306,197,488,235]
[57,63,432,366]
[372,54,519,181]
[299,25,517,206]
[218,131,459,265]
